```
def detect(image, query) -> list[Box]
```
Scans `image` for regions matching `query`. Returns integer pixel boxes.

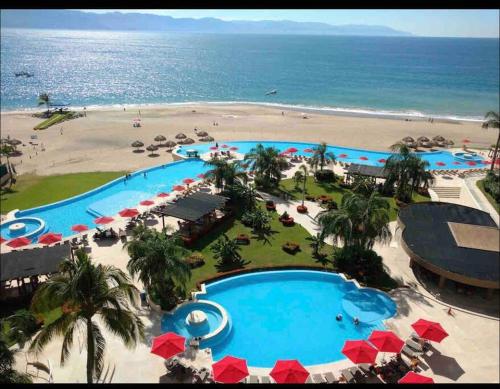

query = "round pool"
[0,217,47,241]
[161,270,397,367]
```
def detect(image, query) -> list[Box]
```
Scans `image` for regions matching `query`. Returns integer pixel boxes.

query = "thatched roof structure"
[402,136,414,143]
[154,135,166,142]
[131,140,144,148]
[197,131,209,137]
[433,135,445,142]
[165,140,177,148]
[175,133,187,139]
[200,136,214,142]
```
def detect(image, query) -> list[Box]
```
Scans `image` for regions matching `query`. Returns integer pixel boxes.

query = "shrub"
[305,194,317,201]
[279,211,290,221]
[314,169,335,182]
[185,253,205,269]
[326,200,338,210]
[333,246,384,284]
[483,171,500,202]
[210,234,242,266]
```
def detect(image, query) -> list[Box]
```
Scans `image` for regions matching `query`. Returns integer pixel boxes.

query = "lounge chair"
[340,368,355,383]
[245,375,259,383]
[260,376,272,384]
[323,372,337,383]
[406,338,424,352]
[402,345,422,359]
[311,373,326,383]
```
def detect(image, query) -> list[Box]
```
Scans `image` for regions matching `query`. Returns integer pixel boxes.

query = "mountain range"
[1,10,413,36]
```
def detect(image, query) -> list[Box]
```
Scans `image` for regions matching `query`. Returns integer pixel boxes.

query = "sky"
[80,9,500,38]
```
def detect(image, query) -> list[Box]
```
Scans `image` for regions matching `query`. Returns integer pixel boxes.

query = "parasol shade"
[341,340,378,364]
[270,360,310,384]
[212,356,249,383]
[71,224,89,233]
[398,371,434,384]
[368,330,404,353]
[7,237,32,248]
[150,332,186,360]
[94,216,115,225]
[140,200,155,206]
[411,319,448,343]
[119,208,139,218]
[38,233,62,245]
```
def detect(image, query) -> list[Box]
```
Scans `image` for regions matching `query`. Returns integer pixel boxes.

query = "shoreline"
[0,100,484,124]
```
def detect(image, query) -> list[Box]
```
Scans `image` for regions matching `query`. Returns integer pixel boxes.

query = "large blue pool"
[161,270,397,367]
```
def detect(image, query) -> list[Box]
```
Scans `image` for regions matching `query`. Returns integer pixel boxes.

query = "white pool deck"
[11,156,499,383]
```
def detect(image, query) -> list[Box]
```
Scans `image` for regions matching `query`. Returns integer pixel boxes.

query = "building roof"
[160,192,229,222]
[347,163,389,178]
[399,202,499,284]
[1,243,71,282]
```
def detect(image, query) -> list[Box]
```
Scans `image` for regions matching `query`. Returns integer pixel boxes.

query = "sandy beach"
[1,104,496,176]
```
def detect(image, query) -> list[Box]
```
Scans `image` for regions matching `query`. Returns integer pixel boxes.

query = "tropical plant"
[333,245,384,284]
[309,232,325,258]
[0,337,32,383]
[297,164,308,206]
[210,234,242,266]
[125,227,191,310]
[204,158,248,191]
[293,170,304,190]
[351,175,376,198]
[4,309,40,348]
[225,181,258,212]
[241,208,272,233]
[244,144,288,188]
[483,170,500,202]
[482,111,499,172]
[29,249,144,383]
[317,191,392,251]
[308,142,336,172]
[37,93,51,114]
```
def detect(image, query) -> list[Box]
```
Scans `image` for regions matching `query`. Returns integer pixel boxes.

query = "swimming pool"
[160,270,397,367]
[176,140,486,170]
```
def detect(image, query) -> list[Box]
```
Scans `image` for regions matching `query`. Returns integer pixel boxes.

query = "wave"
[0,100,484,122]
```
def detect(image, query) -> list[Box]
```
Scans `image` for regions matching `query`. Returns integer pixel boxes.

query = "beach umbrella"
[210,146,218,150]
[154,135,166,146]
[270,360,310,384]
[398,371,434,384]
[445,139,454,145]
[7,237,31,248]
[339,154,348,158]
[466,161,477,166]
[462,139,471,143]
[175,133,187,139]
[197,131,208,137]
[417,136,430,143]
[165,140,177,148]
[146,144,158,156]
[279,152,288,157]
[433,135,445,142]
[119,208,139,218]
[71,224,89,233]
[303,148,314,153]
[402,136,414,143]
[183,178,195,185]
[341,340,378,364]
[131,141,144,150]
[359,156,369,161]
[368,330,405,353]
[212,356,249,383]
[157,192,170,198]
[38,233,62,245]
[182,138,195,145]
[378,158,387,163]
[172,185,185,192]
[7,139,22,147]
[140,200,155,206]
[197,174,206,179]
[201,136,215,142]
[453,161,462,165]
[150,332,186,360]
[94,216,114,225]
[436,162,446,166]
[286,147,299,154]
[230,146,238,151]
[0,236,6,244]
[221,144,229,148]
[133,117,141,122]
[411,319,448,343]
[407,141,418,148]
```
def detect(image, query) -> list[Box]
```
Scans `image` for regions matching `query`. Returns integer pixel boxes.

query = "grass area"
[1,171,126,214]
[34,112,73,130]
[186,204,331,291]
[476,178,499,214]
[278,176,430,221]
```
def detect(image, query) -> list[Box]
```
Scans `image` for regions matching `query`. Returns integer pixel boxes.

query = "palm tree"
[37,93,51,115]
[317,192,392,251]
[204,159,247,192]
[309,232,325,259]
[309,142,336,172]
[210,234,242,266]
[293,170,304,190]
[4,310,40,349]
[125,227,191,310]
[29,249,144,383]
[482,111,499,172]
[0,338,32,383]
[204,157,228,191]
[298,164,308,206]
[244,144,288,187]
[351,175,376,198]
[222,161,248,188]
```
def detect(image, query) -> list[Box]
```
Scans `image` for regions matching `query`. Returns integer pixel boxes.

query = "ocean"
[1,28,498,120]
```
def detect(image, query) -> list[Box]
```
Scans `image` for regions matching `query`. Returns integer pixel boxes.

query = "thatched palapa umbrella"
[200,136,214,142]
[417,136,430,143]
[165,140,177,148]
[154,135,166,146]
[131,140,144,151]
[179,138,195,145]
[445,139,454,146]
[146,144,158,156]
[433,135,445,142]
[197,131,208,137]
[176,133,187,140]
[402,136,415,143]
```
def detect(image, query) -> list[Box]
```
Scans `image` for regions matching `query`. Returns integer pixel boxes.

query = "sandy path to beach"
[1,104,495,176]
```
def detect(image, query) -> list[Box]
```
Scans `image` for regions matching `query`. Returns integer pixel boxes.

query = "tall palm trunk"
[86,318,94,384]
[302,175,306,206]
[491,132,500,172]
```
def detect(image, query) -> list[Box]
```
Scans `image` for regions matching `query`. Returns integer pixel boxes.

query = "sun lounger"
[340,368,355,383]
[402,345,422,359]
[245,375,259,383]
[311,373,326,383]
[323,372,337,383]
[406,338,424,352]
[260,376,272,384]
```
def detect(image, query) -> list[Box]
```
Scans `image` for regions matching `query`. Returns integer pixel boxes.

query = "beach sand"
[1,104,496,176]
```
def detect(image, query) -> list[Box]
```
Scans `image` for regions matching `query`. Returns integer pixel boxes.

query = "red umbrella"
[270,360,310,384]
[71,224,89,233]
[452,161,462,165]
[212,356,249,383]
[411,319,448,343]
[436,162,446,166]
[279,152,288,157]
[150,332,186,360]
[368,330,405,353]
[94,216,115,225]
[359,156,369,161]
[183,178,195,185]
[378,158,387,163]
[38,232,62,245]
[7,237,31,248]
[173,185,185,192]
[119,208,139,218]
[210,146,218,150]
[342,340,378,364]
[339,153,348,158]
[221,144,229,148]
[462,139,471,143]
[197,173,206,179]
[157,192,170,198]
[286,147,299,154]
[0,236,6,244]
[398,371,434,384]
[303,148,314,153]
[140,200,155,206]
[229,146,238,151]
[466,161,477,166]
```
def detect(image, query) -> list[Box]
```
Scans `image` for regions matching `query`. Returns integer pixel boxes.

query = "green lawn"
[1,172,127,214]
[278,176,430,221]
[476,178,499,214]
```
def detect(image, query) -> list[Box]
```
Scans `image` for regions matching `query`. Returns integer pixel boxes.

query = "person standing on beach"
[60,127,63,135]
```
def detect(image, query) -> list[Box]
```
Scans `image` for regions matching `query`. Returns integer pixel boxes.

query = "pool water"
[161,270,397,368]
[0,217,47,241]
[176,140,486,170]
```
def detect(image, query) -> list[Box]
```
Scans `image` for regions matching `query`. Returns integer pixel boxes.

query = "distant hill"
[0,10,413,37]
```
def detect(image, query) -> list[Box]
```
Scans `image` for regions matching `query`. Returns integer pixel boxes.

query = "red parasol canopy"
[341,340,378,364]
[436,162,446,166]
[286,147,299,154]
[303,148,314,153]
[94,216,115,225]
[183,178,195,185]
[466,161,476,166]
[368,330,405,353]
[452,161,462,165]
[157,192,170,198]
[197,173,206,179]
[150,332,186,360]
[210,146,218,150]
[411,319,448,343]
[462,139,471,143]
[0,236,6,244]
[212,356,249,383]
[339,154,348,158]
[378,158,387,163]
[230,146,238,151]
[221,144,229,148]
[270,360,310,384]
[7,237,31,248]
[38,232,62,245]
[71,224,89,233]
[140,200,155,206]
[279,152,288,157]
[173,185,186,192]
[119,208,139,218]
[359,156,368,161]
[398,371,434,384]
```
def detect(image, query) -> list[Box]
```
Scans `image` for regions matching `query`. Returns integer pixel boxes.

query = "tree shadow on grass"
[214,258,251,272]
[188,218,236,251]
[251,228,278,246]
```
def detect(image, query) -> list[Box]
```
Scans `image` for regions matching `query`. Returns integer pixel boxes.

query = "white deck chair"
[311,373,326,383]
[260,376,273,384]
[323,372,337,383]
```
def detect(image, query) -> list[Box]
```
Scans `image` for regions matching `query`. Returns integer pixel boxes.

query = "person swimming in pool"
[336,314,343,321]
[354,317,360,325]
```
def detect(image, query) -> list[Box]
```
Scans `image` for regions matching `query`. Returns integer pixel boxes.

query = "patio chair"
[311,373,326,383]
[245,375,260,383]
[402,345,422,359]
[260,376,273,383]
[406,338,424,352]
[323,372,337,383]
[340,368,355,383]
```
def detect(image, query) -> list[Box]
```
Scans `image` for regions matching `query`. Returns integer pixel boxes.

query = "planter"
[236,233,250,245]
[305,194,317,202]
[318,195,332,204]
[265,201,276,211]
[395,198,409,208]
[282,217,295,226]
[282,241,300,254]
[296,205,308,213]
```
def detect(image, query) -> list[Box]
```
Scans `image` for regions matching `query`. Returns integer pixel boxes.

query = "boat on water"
[265,89,277,95]
[15,71,34,77]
